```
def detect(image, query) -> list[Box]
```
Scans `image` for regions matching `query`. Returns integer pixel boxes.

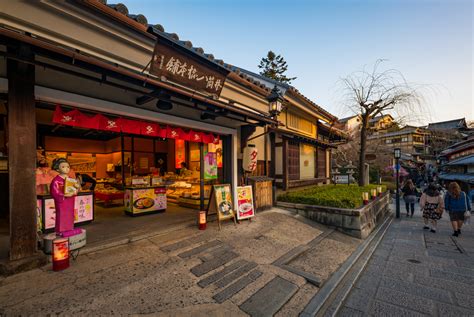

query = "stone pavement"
[0,210,362,316]
[339,204,474,316]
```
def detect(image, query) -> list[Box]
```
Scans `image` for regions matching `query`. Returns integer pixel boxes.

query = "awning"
[445,154,474,166]
[438,173,474,184]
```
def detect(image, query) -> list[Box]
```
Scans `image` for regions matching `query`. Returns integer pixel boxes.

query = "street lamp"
[267,85,284,118]
[394,148,401,219]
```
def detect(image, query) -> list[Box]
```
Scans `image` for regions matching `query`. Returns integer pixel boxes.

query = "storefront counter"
[37,191,95,232]
[124,186,167,216]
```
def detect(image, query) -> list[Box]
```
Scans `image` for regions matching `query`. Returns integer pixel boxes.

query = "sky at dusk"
[124,0,473,125]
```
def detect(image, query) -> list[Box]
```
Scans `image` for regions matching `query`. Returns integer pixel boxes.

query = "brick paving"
[340,205,474,316]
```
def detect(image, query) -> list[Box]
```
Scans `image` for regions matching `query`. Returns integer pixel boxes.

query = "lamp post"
[394,148,401,219]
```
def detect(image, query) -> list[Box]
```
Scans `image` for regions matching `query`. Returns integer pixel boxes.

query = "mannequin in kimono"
[50,158,80,234]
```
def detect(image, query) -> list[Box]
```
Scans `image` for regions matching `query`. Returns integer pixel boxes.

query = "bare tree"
[340,60,422,186]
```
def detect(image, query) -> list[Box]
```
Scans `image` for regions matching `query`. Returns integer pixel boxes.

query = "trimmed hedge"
[277,184,387,209]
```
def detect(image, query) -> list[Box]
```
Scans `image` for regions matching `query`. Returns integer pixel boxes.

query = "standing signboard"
[207,184,236,229]
[236,186,255,220]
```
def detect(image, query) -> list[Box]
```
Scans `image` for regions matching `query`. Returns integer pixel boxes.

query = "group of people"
[401,180,472,236]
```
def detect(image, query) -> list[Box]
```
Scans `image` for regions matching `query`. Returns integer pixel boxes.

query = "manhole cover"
[407,259,421,264]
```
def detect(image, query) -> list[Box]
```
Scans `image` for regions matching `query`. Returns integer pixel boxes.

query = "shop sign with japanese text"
[150,39,228,96]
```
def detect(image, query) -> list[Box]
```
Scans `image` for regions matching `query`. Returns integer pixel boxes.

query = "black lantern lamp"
[394,148,401,159]
[156,92,173,110]
[267,85,284,118]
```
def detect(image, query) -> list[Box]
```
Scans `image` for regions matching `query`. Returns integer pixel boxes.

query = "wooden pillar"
[7,44,37,260]
[269,132,276,178]
[282,137,288,191]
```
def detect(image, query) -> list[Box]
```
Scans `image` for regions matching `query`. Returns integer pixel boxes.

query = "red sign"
[150,39,228,97]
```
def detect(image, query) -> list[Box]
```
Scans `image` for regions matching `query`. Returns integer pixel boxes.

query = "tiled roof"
[98,1,337,121]
[427,118,466,130]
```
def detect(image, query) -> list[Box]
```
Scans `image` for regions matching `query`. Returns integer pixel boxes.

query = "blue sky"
[124,0,473,124]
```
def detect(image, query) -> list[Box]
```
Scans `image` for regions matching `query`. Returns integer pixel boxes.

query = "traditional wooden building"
[0,1,280,265]
[232,68,346,190]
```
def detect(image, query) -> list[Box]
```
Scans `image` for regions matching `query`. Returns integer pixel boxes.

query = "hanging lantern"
[377,186,383,196]
[52,238,69,271]
[198,211,207,230]
[362,192,369,205]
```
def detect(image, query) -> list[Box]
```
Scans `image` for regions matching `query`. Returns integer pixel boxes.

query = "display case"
[124,186,167,216]
[37,191,94,233]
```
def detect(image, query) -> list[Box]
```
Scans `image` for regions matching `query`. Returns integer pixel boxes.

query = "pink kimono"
[50,175,75,233]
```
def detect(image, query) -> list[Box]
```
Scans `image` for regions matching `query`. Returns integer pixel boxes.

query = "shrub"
[277,184,386,209]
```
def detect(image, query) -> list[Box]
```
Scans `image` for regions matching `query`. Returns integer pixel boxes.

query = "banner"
[51,106,219,143]
[204,152,217,180]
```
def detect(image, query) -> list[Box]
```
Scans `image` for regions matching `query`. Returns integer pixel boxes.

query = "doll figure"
[50,158,80,234]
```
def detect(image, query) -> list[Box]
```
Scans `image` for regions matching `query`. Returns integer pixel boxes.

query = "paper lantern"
[52,238,69,271]
[362,192,369,205]
[198,211,207,230]
[377,186,383,196]
[371,189,377,199]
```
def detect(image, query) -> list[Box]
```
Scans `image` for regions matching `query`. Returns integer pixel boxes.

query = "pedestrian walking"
[402,179,418,217]
[420,183,444,233]
[444,182,472,237]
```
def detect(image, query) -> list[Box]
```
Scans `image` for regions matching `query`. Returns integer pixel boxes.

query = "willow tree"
[341,60,422,186]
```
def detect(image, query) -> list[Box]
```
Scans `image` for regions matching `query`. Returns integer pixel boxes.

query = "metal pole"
[199,142,205,211]
[396,158,400,219]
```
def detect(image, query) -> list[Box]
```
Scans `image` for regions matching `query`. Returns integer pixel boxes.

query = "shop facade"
[0,1,276,262]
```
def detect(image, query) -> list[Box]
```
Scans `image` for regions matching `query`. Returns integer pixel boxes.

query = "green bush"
[277,184,386,209]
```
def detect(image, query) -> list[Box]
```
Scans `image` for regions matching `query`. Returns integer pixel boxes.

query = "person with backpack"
[420,183,444,233]
[402,179,418,217]
[444,182,472,237]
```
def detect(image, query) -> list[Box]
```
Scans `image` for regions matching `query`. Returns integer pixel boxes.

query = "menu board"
[236,186,255,220]
[124,187,167,215]
[211,184,234,220]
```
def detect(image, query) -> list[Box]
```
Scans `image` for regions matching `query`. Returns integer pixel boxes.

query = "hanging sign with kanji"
[149,39,228,97]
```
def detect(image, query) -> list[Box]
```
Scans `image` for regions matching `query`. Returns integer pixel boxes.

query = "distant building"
[338,114,395,134]
[368,126,430,163]
[438,135,474,192]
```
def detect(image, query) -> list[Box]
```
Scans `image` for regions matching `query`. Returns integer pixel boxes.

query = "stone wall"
[276,192,391,239]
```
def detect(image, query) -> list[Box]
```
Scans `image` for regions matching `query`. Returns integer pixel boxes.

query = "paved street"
[340,204,474,316]
[0,211,361,316]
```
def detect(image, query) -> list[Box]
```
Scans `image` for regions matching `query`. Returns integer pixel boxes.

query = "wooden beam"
[282,137,288,191]
[7,44,37,260]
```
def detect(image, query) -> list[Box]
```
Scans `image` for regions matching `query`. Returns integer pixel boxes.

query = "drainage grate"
[407,259,421,264]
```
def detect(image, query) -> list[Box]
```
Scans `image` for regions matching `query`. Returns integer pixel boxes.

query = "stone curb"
[300,213,393,317]
[79,222,194,256]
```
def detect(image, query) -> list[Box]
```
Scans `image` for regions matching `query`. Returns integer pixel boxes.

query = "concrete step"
[239,276,299,317]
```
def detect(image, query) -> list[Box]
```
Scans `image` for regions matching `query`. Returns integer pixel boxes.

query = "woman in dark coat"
[402,179,418,217]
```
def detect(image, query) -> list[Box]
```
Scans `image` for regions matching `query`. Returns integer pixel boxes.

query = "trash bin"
[246,176,274,212]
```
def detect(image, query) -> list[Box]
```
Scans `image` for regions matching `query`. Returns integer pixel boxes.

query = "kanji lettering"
[166,57,182,75]
[205,76,215,89]
[177,62,187,77]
